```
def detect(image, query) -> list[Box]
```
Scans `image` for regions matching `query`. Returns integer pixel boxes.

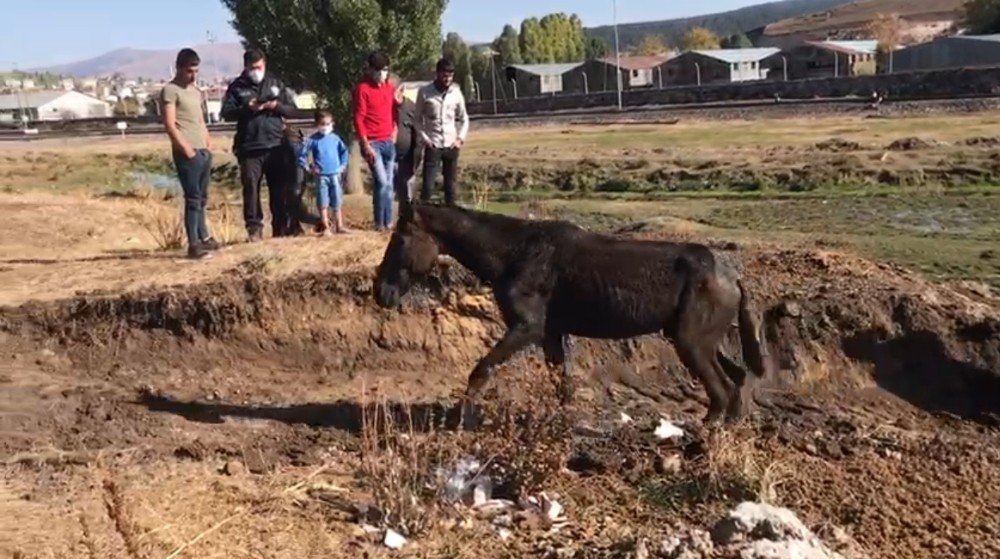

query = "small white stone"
[654,418,685,440]
[383,529,407,550]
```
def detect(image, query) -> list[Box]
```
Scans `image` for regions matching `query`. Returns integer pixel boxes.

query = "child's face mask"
[375,69,389,84]
[319,124,333,136]
[249,69,265,84]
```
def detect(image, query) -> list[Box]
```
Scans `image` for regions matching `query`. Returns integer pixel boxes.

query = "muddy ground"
[1,199,998,558]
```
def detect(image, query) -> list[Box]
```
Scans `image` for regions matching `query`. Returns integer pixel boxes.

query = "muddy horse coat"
[374,204,772,422]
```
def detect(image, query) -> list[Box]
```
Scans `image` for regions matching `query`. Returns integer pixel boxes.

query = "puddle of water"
[128,171,180,191]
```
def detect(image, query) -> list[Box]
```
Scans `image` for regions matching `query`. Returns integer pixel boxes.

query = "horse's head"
[374,203,440,308]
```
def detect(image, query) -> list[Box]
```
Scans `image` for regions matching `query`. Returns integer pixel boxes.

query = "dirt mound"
[887,137,946,151]
[814,138,863,152]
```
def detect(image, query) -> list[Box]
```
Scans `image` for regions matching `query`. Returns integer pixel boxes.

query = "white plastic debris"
[497,527,513,541]
[654,418,685,440]
[439,456,492,505]
[619,412,634,424]
[542,494,564,522]
[383,529,407,550]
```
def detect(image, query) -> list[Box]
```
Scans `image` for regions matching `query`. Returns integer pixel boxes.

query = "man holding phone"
[221,48,297,241]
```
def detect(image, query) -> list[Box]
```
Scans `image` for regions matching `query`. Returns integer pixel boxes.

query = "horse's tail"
[737,280,771,378]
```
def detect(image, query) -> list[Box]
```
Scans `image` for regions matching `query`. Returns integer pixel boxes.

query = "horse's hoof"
[558,381,575,406]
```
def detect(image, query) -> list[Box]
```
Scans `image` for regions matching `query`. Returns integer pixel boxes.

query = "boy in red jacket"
[353,52,398,231]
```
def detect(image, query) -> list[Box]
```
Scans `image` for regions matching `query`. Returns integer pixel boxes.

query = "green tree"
[494,24,522,66]
[585,37,610,60]
[965,0,1000,34]
[680,26,721,51]
[721,32,754,49]
[220,0,447,138]
[442,32,474,97]
[635,34,669,56]
[520,17,545,63]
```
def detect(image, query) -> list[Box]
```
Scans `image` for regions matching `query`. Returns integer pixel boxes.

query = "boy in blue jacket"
[299,110,350,235]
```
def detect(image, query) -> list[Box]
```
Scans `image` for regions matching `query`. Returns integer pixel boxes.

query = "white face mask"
[376,69,389,84]
[319,124,333,136]
[249,69,265,84]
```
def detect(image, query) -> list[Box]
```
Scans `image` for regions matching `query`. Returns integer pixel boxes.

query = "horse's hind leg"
[543,331,574,405]
[717,351,752,421]
[675,342,733,424]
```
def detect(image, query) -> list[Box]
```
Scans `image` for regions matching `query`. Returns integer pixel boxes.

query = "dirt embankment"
[1,240,999,558]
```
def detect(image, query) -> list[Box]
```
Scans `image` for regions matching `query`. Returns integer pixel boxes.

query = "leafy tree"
[965,0,1000,34]
[442,32,474,97]
[585,37,610,60]
[867,13,902,52]
[635,34,669,56]
[220,0,447,138]
[680,27,721,51]
[519,18,545,63]
[494,24,522,66]
[721,32,754,49]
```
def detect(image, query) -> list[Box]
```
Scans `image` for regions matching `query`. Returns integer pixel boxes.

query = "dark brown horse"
[374,204,773,423]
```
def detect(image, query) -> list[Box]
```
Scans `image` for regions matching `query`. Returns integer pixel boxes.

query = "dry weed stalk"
[208,200,240,245]
[470,181,492,210]
[358,388,458,537]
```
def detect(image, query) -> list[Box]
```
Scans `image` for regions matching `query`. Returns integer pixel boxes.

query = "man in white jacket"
[415,58,469,206]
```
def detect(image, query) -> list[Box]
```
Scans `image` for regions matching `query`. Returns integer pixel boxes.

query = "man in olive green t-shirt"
[161,48,219,260]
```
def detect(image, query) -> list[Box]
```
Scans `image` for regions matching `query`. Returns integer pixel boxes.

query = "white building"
[0,91,112,122]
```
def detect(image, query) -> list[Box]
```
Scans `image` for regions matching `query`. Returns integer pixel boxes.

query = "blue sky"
[2,0,764,70]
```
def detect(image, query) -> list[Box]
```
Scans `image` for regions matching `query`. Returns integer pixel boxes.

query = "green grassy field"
[1,112,998,291]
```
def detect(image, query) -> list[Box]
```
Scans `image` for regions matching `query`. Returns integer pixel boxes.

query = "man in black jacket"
[391,75,418,204]
[221,48,297,241]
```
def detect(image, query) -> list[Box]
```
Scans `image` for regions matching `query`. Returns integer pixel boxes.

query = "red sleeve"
[353,83,368,141]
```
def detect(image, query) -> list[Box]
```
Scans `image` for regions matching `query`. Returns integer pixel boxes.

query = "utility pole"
[613,0,623,111]
[485,48,498,115]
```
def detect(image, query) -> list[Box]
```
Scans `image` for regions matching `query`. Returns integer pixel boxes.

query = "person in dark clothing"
[221,48,297,241]
[391,76,418,204]
[277,122,307,237]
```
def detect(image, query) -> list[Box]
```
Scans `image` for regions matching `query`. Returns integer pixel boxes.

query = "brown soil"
[1,200,999,558]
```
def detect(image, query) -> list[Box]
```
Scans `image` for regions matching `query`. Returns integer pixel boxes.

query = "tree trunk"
[346,139,364,195]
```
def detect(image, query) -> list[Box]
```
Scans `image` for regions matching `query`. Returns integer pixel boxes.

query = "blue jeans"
[173,149,212,248]
[316,174,343,210]
[368,140,396,229]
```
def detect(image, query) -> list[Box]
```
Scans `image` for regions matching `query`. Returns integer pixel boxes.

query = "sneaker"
[201,237,222,251]
[187,245,213,260]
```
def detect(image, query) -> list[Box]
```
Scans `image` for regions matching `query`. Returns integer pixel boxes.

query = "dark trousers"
[239,147,289,236]
[173,149,212,248]
[421,147,460,205]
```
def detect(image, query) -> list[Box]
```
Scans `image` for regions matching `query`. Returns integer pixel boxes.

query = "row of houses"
[501,34,1000,98]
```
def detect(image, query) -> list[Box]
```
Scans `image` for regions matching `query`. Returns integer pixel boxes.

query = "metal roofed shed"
[663,48,779,86]
[893,34,1000,73]
[0,91,112,123]
[765,40,879,80]
[504,62,587,97]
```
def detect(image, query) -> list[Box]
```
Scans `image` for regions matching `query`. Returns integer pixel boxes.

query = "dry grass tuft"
[642,424,790,513]
[470,181,492,211]
[208,200,240,246]
[130,197,184,251]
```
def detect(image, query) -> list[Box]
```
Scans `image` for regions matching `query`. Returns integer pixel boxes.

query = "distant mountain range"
[586,0,854,49]
[30,43,245,80]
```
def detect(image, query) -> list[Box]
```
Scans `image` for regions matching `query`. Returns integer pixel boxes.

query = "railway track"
[2,94,999,141]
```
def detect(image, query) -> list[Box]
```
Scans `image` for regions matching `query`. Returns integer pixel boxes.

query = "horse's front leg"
[465,324,543,399]
[543,331,574,405]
